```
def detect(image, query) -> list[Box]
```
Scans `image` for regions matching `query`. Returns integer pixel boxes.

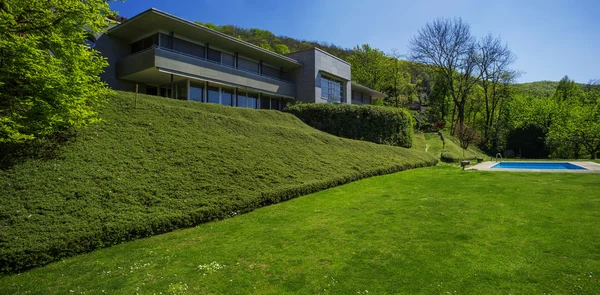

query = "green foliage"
[548,103,600,159]
[0,91,437,273]
[4,166,600,293]
[286,103,415,148]
[0,0,113,144]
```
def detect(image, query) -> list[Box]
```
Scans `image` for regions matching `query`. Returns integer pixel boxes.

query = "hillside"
[412,132,488,162]
[0,91,437,273]
[513,81,559,97]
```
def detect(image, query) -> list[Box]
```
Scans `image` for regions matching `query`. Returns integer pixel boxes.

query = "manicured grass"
[0,91,437,273]
[413,131,487,162]
[2,166,599,294]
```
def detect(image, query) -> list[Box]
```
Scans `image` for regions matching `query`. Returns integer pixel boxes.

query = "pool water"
[492,162,587,170]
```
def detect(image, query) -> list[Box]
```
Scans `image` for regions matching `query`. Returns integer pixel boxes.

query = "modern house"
[95,8,386,110]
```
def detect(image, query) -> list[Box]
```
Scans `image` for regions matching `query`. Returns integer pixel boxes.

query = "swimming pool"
[492,162,587,170]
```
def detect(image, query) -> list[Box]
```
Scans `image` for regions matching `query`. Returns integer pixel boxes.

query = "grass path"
[2,166,600,294]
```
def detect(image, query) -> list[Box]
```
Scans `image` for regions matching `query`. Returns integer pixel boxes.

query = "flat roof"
[351,82,388,98]
[108,8,303,69]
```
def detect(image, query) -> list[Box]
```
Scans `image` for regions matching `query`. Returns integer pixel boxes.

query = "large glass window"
[190,82,204,102]
[173,37,205,58]
[207,48,221,63]
[207,86,220,104]
[221,88,233,106]
[280,99,288,111]
[260,96,270,109]
[131,34,158,54]
[237,91,247,107]
[222,53,235,68]
[238,57,259,73]
[247,93,258,109]
[320,74,344,103]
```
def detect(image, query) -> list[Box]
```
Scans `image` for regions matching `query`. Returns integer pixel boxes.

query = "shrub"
[0,92,437,274]
[286,103,414,148]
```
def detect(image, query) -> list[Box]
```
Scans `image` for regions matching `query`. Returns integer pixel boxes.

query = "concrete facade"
[96,8,386,108]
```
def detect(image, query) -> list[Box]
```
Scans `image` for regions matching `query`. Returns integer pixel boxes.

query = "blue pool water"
[492,162,587,170]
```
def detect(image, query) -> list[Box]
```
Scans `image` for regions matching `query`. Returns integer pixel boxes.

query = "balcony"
[116,46,297,98]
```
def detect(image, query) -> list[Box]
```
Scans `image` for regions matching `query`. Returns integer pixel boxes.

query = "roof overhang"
[107,8,303,69]
[351,82,388,99]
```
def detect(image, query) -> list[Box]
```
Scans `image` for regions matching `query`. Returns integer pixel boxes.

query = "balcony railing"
[121,46,294,84]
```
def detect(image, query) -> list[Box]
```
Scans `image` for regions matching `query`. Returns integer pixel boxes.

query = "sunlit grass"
[3,165,599,294]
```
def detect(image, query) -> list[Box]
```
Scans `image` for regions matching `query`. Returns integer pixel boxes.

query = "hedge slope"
[286,103,414,148]
[0,92,437,273]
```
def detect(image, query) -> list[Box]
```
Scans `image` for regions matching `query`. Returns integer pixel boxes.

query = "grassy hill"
[413,132,488,162]
[0,91,437,273]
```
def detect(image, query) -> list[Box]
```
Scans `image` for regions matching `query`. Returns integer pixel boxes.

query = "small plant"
[434,121,447,130]
[456,124,481,157]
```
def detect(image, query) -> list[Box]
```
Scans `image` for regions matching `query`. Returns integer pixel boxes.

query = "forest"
[197,19,600,159]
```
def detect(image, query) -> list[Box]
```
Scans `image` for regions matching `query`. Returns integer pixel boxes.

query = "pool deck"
[467,161,600,173]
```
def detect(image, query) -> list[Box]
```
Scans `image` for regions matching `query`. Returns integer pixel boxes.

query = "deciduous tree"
[0,0,113,144]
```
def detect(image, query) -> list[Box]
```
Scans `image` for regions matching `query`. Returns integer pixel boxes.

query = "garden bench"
[461,160,470,170]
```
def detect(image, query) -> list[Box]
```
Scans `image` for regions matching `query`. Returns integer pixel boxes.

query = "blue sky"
[110,0,599,83]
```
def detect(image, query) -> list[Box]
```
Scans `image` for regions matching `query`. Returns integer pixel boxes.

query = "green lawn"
[413,132,487,162]
[3,166,599,294]
[0,91,436,273]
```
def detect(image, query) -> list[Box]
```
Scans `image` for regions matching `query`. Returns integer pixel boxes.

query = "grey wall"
[287,48,352,104]
[95,33,139,92]
[286,49,316,103]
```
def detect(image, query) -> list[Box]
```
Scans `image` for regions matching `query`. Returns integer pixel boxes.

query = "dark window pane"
[176,82,187,100]
[207,48,221,63]
[222,53,235,68]
[262,64,281,79]
[173,37,205,58]
[271,98,280,110]
[247,93,258,109]
[238,57,259,73]
[131,34,158,54]
[280,99,288,110]
[221,88,233,106]
[207,86,219,104]
[260,97,270,109]
[146,86,158,96]
[159,33,171,49]
[190,82,203,102]
[237,92,246,107]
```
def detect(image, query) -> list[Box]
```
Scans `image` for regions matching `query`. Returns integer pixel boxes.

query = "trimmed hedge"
[286,103,415,148]
[0,92,437,274]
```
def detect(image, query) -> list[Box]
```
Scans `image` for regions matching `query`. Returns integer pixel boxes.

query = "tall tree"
[347,44,387,91]
[0,0,113,144]
[476,34,517,145]
[409,18,479,134]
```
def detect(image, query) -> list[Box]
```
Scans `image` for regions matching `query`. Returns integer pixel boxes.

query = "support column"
[170,74,174,99]
[186,79,190,100]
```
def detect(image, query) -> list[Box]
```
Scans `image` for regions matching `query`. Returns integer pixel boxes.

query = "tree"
[548,104,600,159]
[409,18,479,135]
[553,75,584,103]
[347,44,387,91]
[0,0,113,144]
[475,34,517,145]
[456,124,481,157]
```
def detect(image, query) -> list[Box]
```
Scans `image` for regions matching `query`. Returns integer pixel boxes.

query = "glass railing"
[122,46,293,84]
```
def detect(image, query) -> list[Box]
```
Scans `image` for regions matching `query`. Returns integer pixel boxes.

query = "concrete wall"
[95,33,139,92]
[287,48,352,104]
[286,49,316,103]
